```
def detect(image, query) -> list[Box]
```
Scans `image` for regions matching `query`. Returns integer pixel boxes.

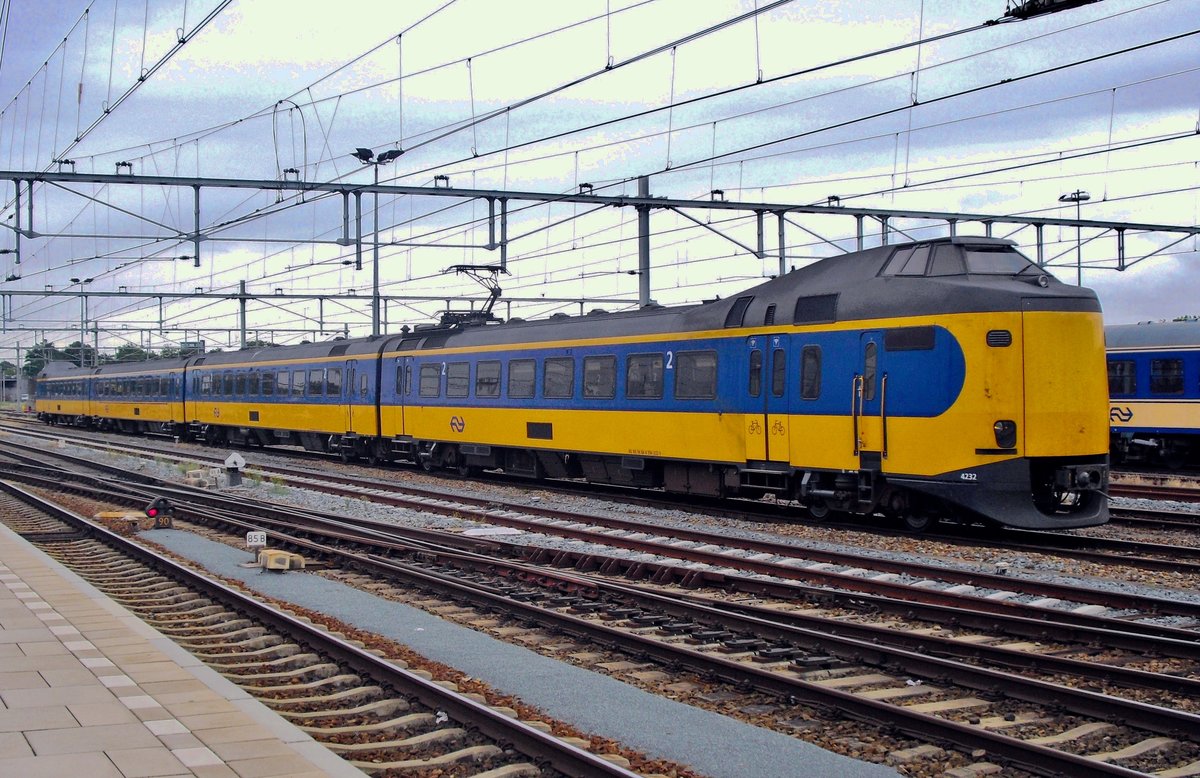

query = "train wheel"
[807,501,831,521]
[901,512,935,533]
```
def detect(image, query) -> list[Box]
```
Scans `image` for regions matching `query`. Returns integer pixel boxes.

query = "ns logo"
[1109,407,1133,423]
[449,415,466,433]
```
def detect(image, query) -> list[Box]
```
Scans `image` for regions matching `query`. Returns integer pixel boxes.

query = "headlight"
[993,420,1017,448]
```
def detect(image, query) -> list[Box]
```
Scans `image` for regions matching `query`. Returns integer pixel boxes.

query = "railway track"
[4,451,1200,775]
[0,483,650,778]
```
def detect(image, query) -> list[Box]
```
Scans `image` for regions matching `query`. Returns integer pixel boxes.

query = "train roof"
[1106,321,1200,350]
[36,237,1103,374]
[387,236,1098,351]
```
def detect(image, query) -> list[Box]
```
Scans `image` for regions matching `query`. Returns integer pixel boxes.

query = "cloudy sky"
[1,0,1198,356]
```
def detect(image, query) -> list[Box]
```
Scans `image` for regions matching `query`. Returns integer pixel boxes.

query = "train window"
[419,364,441,397]
[135,378,145,396]
[583,356,616,399]
[675,351,717,399]
[275,371,288,397]
[201,374,212,396]
[928,245,965,275]
[748,350,762,398]
[359,373,369,398]
[395,364,405,395]
[235,374,246,396]
[771,349,786,397]
[248,373,260,395]
[508,359,536,399]
[863,342,877,401]
[476,361,501,397]
[1108,360,1135,395]
[963,246,1037,274]
[446,363,470,398]
[897,246,930,276]
[1150,359,1183,395]
[262,372,275,396]
[626,353,664,399]
[404,364,413,395]
[326,368,343,397]
[801,346,821,399]
[223,373,234,396]
[292,370,305,397]
[543,358,575,399]
[793,294,838,324]
[724,296,754,328]
[885,326,935,351]
[308,369,325,397]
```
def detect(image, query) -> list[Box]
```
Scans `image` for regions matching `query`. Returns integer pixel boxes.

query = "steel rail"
[4,437,1200,647]
[0,479,643,778]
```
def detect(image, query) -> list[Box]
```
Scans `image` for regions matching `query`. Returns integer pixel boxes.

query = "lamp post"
[1058,190,1090,286]
[351,147,403,337]
[69,277,93,366]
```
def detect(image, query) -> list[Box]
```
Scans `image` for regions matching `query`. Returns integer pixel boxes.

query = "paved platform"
[0,521,364,778]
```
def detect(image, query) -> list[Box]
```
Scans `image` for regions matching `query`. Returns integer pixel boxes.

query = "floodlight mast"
[352,147,403,337]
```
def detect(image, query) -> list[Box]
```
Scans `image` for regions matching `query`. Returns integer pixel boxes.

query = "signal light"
[144,497,173,521]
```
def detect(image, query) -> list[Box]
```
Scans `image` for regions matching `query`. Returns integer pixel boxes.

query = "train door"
[344,360,356,432]
[745,335,791,463]
[854,332,887,470]
[398,356,413,435]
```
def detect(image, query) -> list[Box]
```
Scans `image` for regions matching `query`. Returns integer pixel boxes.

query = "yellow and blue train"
[1107,321,1200,467]
[37,236,1110,531]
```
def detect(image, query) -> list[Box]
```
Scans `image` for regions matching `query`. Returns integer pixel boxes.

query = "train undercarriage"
[38,412,1106,531]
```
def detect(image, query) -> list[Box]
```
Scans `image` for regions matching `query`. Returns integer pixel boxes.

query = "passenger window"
[292,370,305,397]
[201,375,212,396]
[771,349,786,397]
[326,368,342,397]
[235,374,246,396]
[359,373,369,398]
[748,350,762,398]
[249,374,260,395]
[262,372,275,396]
[395,364,405,395]
[308,369,325,396]
[223,373,234,396]
[508,359,536,399]
[1150,359,1182,394]
[626,353,664,399]
[675,351,717,399]
[419,364,441,397]
[583,356,616,399]
[863,342,877,401]
[476,360,501,398]
[801,345,821,400]
[1107,360,1135,395]
[446,362,470,398]
[543,357,575,399]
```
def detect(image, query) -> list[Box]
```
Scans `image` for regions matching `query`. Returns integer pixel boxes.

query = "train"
[1107,320,1200,467]
[36,236,1111,531]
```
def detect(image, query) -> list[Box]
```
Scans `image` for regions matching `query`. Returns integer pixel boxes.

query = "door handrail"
[852,374,863,455]
[880,372,889,459]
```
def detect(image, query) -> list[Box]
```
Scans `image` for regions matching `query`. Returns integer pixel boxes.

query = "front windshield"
[963,246,1038,275]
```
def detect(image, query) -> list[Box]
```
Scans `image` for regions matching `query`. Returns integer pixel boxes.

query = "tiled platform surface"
[0,520,365,778]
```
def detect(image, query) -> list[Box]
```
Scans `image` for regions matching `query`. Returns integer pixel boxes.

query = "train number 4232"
[959,472,978,481]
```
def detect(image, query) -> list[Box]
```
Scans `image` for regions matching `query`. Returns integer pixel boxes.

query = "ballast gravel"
[148,528,899,778]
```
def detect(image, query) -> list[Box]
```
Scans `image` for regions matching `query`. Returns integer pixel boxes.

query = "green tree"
[112,344,155,363]
[22,341,71,377]
[0,360,15,378]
